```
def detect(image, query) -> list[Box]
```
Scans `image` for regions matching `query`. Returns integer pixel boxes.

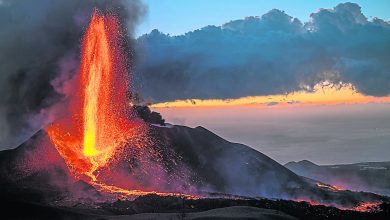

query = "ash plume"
[0,0,146,150]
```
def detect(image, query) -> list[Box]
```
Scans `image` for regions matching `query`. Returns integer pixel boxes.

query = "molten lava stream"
[315,182,344,192]
[295,198,382,213]
[46,10,198,200]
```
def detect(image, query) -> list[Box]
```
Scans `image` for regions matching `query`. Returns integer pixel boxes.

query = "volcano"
[36,9,310,200]
[1,8,390,220]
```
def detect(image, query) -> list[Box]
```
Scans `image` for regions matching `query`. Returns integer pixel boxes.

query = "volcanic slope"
[0,124,388,208]
[285,160,390,197]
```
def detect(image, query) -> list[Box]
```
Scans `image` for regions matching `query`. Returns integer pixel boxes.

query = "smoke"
[135,3,390,102]
[0,0,145,149]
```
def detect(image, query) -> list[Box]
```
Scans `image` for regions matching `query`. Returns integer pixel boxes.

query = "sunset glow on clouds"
[136,3,390,105]
[152,82,390,108]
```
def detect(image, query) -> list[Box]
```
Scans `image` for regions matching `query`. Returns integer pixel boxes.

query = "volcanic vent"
[45,10,193,198]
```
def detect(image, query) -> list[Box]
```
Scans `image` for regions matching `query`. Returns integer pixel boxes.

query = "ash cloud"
[0,0,145,149]
[135,3,390,102]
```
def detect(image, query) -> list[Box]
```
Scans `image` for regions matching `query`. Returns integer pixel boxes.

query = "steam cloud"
[135,3,390,102]
[0,0,145,149]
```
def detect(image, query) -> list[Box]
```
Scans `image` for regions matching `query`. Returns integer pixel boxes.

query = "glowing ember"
[296,183,382,212]
[45,9,194,199]
[316,182,344,191]
[351,201,382,212]
[295,198,322,206]
[295,198,382,213]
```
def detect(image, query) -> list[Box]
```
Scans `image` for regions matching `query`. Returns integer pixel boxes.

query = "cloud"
[0,0,145,149]
[135,3,390,102]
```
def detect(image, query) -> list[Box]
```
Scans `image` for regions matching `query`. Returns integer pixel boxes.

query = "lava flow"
[46,10,196,199]
[295,198,382,213]
[316,182,344,192]
[291,182,382,212]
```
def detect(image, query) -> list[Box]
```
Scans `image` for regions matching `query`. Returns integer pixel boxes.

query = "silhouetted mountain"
[285,160,390,197]
[151,125,309,198]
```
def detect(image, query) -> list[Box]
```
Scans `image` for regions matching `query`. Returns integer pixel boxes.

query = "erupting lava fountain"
[45,10,195,199]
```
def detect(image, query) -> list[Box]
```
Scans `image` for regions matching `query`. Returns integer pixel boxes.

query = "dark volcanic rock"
[151,125,309,198]
[101,195,390,220]
[0,131,102,205]
[1,194,390,220]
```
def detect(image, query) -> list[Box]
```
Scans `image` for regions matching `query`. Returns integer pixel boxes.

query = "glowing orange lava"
[296,198,382,213]
[45,10,198,199]
[351,201,382,212]
[47,10,134,179]
[297,183,383,212]
[81,10,113,157]
[316,182,344,192]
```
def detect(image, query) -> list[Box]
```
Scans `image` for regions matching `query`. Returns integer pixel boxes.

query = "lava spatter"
[46,10,194,199]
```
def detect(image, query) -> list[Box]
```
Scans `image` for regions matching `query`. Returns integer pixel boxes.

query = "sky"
[135,1,390,104]
[136,0,390,36]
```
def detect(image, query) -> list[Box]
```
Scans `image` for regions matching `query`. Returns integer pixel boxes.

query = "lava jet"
[44,10,195,198]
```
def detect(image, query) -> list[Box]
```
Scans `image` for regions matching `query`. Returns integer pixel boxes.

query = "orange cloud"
[151,83,390,108]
